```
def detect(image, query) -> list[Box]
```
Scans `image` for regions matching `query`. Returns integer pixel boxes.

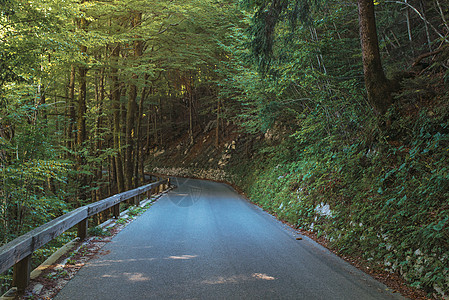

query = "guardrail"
[0,177,170,294]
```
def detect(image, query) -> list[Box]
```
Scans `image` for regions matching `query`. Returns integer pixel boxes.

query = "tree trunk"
[124,13,143,190]
[67,65,76,153]
[125,82,137,190]
[146,108,151,152]
[189,93,194,145]
[94,65,105,202]
[135,75,149,187]
[77,67,87,144]
[111,43,125,193]
[215,98,220,148]
[419,0,432,52]
[76,45,88,202]
[358,0,392,114]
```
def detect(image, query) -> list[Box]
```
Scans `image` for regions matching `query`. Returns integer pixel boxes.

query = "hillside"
[146,67,449,299]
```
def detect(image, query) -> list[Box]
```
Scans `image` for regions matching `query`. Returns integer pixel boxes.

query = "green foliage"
[230,95,449,293]
[115,218,128,225]
[127,206,144,217]
[32,231,76,268]
[223,0,449,297]
[88,226,111,237]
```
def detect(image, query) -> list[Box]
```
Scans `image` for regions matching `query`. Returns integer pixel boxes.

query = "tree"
[243,0,398,114]
[357,0,393,114]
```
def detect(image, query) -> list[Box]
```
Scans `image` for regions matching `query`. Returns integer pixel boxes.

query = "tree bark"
[67,65,76,153]
[124,13,143,190]
[94,65,105,202]
[124,82,137,190]
[358,0,392,114]
[77,64,87,146]
[111,43,125,193]
[215,98,220,148]
[135,74,149,187]
[76,44,88,202]
[146,106,151,152]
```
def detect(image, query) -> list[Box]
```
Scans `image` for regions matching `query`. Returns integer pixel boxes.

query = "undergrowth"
[228,82,449,298]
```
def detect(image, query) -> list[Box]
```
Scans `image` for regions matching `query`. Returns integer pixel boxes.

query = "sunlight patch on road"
[101,272,151,282]
[252,273,276,280]
[165,254,198,260]
[124,272,151,282]
[91,258,156,267]
[201,273,277,285]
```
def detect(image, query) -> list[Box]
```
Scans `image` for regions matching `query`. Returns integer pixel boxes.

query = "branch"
[412,44,449,66]
[157,19,185,35]
[386,0,449,43]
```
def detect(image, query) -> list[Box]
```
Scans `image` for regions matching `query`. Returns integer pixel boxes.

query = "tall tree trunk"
[146,110,151,152]
[94,65,105,202]
[110,153,117,195]
[111,43,125,193]
[189,93,193,145]
[135,74,148,187]
[67,65,76,153]
[154,103,159,146]
[215,98,220,148]
[125,82,137,190]
[358,0,392,114]
[124,12,144,191]
[419,0,432,52]
[76,45,88,202]
[124,71,138,188]
[158,97,163,145]
[77,66,87,145]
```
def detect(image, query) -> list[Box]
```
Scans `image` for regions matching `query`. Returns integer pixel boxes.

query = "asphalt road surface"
[55,178,405,300]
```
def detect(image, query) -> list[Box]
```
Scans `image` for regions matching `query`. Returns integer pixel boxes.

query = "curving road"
[55,178,404,300]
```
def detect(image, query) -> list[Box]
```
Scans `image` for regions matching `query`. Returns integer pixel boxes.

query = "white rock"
[315,202,333,217]
[32,283,44,294]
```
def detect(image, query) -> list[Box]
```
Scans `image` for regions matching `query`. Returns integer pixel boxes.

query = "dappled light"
[165,255,198,260]
[101,272,151,282]
[88,258,156,268]
[252,273,276,280]
[124,273,151,282]
[201,273,277,285]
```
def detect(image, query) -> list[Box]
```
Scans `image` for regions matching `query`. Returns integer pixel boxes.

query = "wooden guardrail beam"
[0,177,170,295]
[0,207,88,275]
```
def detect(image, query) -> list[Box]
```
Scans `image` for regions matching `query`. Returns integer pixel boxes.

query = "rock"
[32,283,44,294]
[315,202,333,217]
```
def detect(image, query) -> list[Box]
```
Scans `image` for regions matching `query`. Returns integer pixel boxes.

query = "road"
[55,178,404,300]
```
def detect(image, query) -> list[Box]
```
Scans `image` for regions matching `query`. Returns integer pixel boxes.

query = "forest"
[1,0,448,298]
